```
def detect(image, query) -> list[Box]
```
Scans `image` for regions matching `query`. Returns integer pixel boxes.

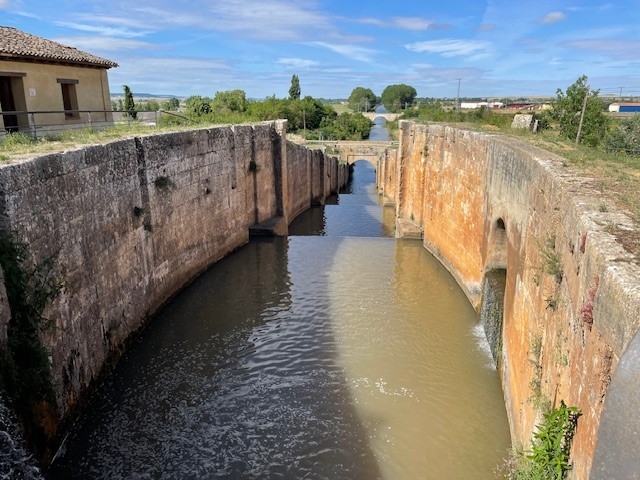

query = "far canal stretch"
[47,159,510,479]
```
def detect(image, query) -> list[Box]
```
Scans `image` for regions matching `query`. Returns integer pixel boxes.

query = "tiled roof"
[0,26,118,68]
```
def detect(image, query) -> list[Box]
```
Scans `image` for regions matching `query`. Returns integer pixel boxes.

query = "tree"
[348,87,378,112]
[289,74,301,100]
[380,84,417,112]
[319,112,373,140]
[123,84,137,119]
[184,95,212,117]
[212,89,247,113]
[162,97,180,111]
[552,75,607,146]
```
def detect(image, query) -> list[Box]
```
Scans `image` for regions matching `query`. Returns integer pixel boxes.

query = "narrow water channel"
[47,133,510,479]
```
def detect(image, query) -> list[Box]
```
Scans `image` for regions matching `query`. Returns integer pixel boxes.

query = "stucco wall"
[388,121,640,478]
[0,122,346,425]
[0,60,113,132]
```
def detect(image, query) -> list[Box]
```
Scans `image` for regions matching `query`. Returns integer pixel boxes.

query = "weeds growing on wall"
[528,336,551,413]
[499,401,581,479]
[540,236,563,283]
[0,232,61,453]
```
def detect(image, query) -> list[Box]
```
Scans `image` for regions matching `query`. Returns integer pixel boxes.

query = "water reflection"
[289,161,395,237]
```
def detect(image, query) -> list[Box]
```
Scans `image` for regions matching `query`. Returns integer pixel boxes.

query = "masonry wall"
[387,121,640,479]
[0,122,346,428]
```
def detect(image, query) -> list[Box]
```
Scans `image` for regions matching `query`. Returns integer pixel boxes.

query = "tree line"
[116,74,639,155]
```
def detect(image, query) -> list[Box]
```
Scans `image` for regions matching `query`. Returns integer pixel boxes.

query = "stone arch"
[485,218,507,271]
[345,155,378,168]
[480,217,508,365]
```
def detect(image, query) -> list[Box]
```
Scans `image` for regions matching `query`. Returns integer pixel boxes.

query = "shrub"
[500,401,581,479]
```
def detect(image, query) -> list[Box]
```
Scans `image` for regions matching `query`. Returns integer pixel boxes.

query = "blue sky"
[2,0,640,99]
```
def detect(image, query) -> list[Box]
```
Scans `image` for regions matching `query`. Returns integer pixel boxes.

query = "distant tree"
[348,87,378,112]
[184,95,212,116]
[289,74,301,100]
[123,85,137,118]
[319,112,373,140]
[137,99,159,111]
[552,75,607,146]
[381,84,417,112]
[162,97,180,111]
[212,89,248,112]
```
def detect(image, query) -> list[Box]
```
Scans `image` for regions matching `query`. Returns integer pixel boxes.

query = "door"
[0,76,19,132]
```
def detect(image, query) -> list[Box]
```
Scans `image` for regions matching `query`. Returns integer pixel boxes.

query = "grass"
[507,127,640,225]
[0,124,166,161]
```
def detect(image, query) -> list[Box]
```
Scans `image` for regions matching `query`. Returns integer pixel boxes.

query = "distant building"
[0,26,118,136]
[608,102,640,113]
[460,101,489,109]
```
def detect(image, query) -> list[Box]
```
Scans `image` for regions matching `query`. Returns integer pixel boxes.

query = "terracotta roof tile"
[0,26,118,68]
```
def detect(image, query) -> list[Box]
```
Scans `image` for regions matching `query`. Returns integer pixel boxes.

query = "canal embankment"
[380,120,640,479]
[0,120,347,461]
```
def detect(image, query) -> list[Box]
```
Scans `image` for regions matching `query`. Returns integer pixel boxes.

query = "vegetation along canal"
[46,122,510,479]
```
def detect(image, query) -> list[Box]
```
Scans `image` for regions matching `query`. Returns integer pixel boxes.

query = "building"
[0,26,118,136]
[608,102,640,113]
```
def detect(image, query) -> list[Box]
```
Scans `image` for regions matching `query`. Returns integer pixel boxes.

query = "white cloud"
[277,58,320,69]
[0,0,8,8]
[53,36,156,52]
[73,13,153,30]
[404,39,491,58]
[390,17,435,31]
[565,39,640,58]
[540,11,566,24]
[358,16,442,31]
[54,21,152,38]
[197,0,333,40]
[308,42,378,62]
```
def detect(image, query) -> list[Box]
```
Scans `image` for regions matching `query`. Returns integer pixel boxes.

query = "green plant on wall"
[539,236,563,283]
[528,335,551,412]
[529,401,582,479]
[499,401,581,479]
[0,232,62,452]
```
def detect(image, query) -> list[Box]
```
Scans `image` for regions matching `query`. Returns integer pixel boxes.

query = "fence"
[0,109,186,139]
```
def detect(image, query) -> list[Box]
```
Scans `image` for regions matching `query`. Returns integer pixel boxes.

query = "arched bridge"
[303,140,398,168]
[361,112,402,122]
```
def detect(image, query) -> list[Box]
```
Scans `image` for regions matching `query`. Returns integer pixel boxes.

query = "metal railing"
[0,109,188,139]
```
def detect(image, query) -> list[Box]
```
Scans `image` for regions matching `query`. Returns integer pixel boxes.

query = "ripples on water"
[47,161,510,479]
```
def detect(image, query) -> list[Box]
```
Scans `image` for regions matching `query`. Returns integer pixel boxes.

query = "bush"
[604,114,640,155]
[499,401,581,480]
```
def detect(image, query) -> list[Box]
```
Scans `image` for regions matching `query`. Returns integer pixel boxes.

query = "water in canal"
[47,150,510,479]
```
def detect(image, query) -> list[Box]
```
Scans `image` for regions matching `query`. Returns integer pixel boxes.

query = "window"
[58,79,79,118]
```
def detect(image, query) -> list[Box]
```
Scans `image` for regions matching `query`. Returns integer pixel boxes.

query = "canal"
[46,122,510,479]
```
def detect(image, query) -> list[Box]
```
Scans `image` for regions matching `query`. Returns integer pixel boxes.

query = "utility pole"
[575,89,589,144]
[303,109,306,140]
[456,78,461,111]
[619,86,623,100]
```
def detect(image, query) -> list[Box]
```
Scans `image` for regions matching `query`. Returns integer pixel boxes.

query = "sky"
[2,0,640,100]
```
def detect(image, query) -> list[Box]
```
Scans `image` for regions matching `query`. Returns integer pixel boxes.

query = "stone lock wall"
[0,121,347,426]
[384,121,640,478]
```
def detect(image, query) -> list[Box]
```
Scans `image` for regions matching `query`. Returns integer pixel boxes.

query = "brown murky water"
[47,161,510,479]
